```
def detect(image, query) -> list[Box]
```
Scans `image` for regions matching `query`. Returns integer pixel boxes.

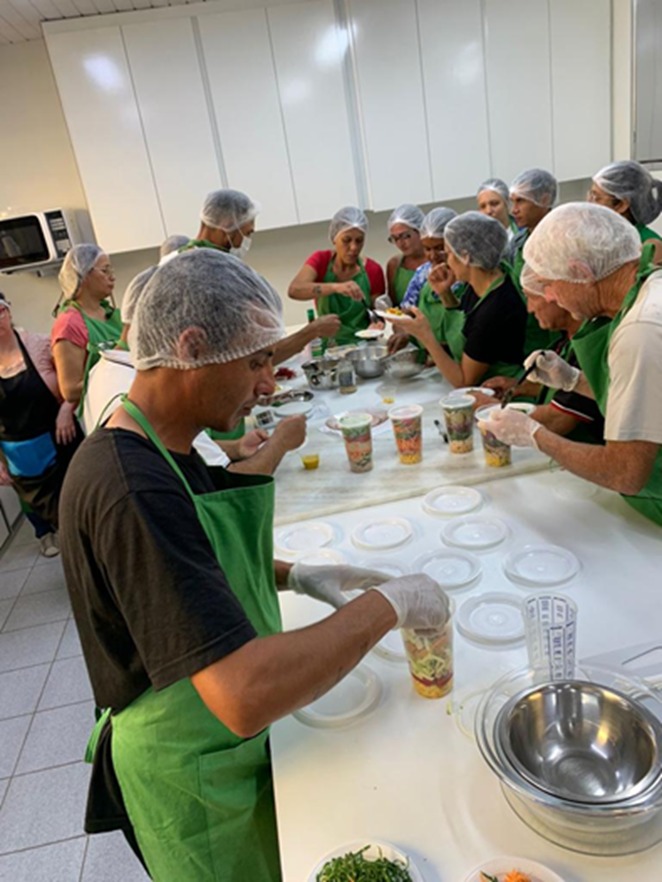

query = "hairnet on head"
[520,263,546,297]
[444,211,507,270]
[477,178,509,204]
[420,207,457,239]
[593,160,662,226]
[130,249,284,371]
[510,168,558,208]
[523,203,642,283]
[200,189,260,232]
[387,203,424,233]
[329,206,368,242]
[59,244,105,300]
[121,266,158,325]
[160,234,189,259]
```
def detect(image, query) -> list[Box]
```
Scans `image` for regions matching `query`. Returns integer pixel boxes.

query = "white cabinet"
[197,9,298,231]
[267,0,358,224]
[483,0,553,183]
[549,0,611,181]
[122,18,222,235]
[418,0,490,200]
[347,0,433,210]
[45,27,165,253]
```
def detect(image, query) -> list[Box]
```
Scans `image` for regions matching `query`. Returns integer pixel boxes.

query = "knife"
[500,351,547,409]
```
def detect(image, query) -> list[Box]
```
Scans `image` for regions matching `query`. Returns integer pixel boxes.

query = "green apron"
[108,399,283,881]
[506,238,557,355]
[572,256,662,525]
[391,258,416,306]
[417,282,466,362]
[636,223,662,243]
[317,256,371,345]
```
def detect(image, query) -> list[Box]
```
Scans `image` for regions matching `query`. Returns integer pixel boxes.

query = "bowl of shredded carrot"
[464,856,565,882]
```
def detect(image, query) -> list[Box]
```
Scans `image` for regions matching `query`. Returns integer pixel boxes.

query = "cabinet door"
[347,0,433,210]
[197,9,298,231]
[418,0,490,200]
[45,27,165,252]
[122,18,222,235]
[267,0,358,224]
[550,0,611,180]
[483,0,553,184]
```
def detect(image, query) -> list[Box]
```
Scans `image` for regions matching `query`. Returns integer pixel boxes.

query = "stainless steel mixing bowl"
[302,357,341,389]
[382,346,424,380]
[348,343,388,379]
[496,681,662,804]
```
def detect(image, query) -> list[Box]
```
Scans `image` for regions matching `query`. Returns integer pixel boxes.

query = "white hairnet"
[387,203,424,232]
[519,263,546,297]
[130,249,284,371]
[120,266,158,325]
[510,168,558,208]
[420,207,457,239]
[477,178,509,203]
[200,189,260,232]
[444,211,507,270]
[593,160,662,226]
[59,244,104,300]
[523,203,642,283]
[159,234,189,259]
[329,206,368,242]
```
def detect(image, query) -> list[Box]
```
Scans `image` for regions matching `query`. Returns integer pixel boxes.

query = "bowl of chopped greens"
[309,840,424,881]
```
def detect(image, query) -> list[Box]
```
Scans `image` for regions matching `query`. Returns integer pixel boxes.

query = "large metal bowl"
[496,681,662,804]
[348,343,388,379]
[382,346,424,380]
[302,357,340,390]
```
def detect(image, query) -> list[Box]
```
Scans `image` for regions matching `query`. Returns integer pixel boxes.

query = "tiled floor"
[0,520,149,882]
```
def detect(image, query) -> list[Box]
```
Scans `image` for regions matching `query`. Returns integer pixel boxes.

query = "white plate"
[448,386,496,400]
[275,522,335,557]
[274,400,313,418]
[352,517,413,551]
[309,840,424,882]
[355,328,384,339]
[442,517,508,551]
[297,548,348,567]
[414,549,482,590]
[503,544,580,587]
[294,665,382,729]
[464,855,565,882]
[356,558,410,579]
[456,593,525,646]
[375,308,409,322]
[422,486,483,517]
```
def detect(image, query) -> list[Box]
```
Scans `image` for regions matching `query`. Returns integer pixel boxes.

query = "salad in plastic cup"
[440,395,474,454]
[389,404,423,464]
[475,405,511,468]
[402,617,453,699]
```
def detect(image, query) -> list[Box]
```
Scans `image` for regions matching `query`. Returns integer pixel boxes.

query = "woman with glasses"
[384,203,427,306]
[51,244,122,409]
[0,294,82,556]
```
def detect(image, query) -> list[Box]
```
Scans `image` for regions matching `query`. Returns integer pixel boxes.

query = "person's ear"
[176,326,210,364]
[612,198,630,217]
[567,259,595,284]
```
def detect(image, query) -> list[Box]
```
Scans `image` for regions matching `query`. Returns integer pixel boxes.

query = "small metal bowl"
[383,346,424,380]
[302,357,341,389]
[496,681,662,804]
[348,343,388,379]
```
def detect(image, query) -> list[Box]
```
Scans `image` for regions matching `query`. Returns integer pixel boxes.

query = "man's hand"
[387,306,433,344]
[524,349,580,392]
[288,563,390,607]
[271,415,307,452]
[310,315,341,338]
[478,407,542,449]
[236,429,269,459]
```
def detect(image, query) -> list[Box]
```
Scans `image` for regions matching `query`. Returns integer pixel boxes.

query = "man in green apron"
[480,203,662,526]
[59,248,449,881]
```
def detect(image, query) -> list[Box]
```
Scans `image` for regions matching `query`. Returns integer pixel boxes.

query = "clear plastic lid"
[504,543,579,587]
[352,517,414,550]
[457,592,526,646]
[293,664,382,729]
[422,485,483,517]
[414,549,482,590]
[274,521,336,558]
[442,516,509,551]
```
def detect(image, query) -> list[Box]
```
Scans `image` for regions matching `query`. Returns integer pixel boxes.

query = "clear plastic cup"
[388,404,423,464]
[377,381,396,405]
[524,593,577,681]
[440,395,474,454]
[402,617,454,699]
[339,413,373,473]
[475,404,511,467]
[299,442,321,470]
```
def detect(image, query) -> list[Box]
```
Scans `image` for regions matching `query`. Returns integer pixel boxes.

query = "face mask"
[230,233,252,261]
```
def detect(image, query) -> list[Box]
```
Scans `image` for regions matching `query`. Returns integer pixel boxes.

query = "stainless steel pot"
[382,346,424,380]
[348,343,388,379]
[302,358,340,390]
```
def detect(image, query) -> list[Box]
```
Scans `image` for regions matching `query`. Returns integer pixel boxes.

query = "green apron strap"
[94,392,125,431]
[85,707,112,763]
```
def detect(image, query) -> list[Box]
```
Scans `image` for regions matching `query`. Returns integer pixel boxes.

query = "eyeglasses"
[95,266,115,277]
[388,232,414,244]
[0,301,11,312]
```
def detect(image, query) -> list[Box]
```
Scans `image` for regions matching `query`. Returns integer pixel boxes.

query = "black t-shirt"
[460,275,527,367]
[550,339,605,442]
[59,429,257,711]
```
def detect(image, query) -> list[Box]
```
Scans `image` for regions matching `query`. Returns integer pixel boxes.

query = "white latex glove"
[524,349,580,392]
[288,563,390,608]
[371,574,451,631]
[478,407,542,449]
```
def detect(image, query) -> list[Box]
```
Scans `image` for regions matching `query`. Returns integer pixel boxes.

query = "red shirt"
[51,307,88,351]
[304,250,385,298]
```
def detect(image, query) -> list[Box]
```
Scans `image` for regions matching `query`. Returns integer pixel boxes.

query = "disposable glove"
[287,563,390,609]
[524,349,580,392]
[371,574,451,630]
[478,407,542,449]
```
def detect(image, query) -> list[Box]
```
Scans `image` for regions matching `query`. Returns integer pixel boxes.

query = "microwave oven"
[0,210,86,274]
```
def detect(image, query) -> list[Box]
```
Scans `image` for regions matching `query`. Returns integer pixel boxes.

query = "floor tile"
[38,656,93,711]
[20,563,66,596]
[2,588,70,633]
[10,520,36,547]
[0,836,87,881]
[0,763,89,853]
[0,569,29,601]
[56,619,82,661]
[82,830,151,882]
[0,664,50,720]
[0,716,31,778]
[0,544,38,574]
[16,701,95,775]
[0,601,13,631]
[0,779,7,805]
[0,622,65,674]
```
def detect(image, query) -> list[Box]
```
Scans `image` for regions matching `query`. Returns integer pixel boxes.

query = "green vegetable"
[316,845,413,881]
[480,873,499,882]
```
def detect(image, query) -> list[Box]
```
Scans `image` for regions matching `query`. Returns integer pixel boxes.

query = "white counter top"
[271,469,662,882]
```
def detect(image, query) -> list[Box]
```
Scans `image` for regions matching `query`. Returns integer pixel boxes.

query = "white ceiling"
[0,0,201,43]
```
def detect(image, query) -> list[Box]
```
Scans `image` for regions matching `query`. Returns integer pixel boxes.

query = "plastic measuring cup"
[524,593,577,681]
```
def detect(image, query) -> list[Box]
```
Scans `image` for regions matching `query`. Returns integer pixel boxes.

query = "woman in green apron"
[476,178,519,239]
[51,244,121,413]
[287,206,386,346]
[385,203,427,306]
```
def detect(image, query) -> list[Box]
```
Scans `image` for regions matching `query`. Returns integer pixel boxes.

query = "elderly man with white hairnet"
[59,249,449,881]
[479,202,662,526]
